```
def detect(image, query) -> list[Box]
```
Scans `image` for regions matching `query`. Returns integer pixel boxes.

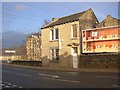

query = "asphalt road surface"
[2,64,119,88]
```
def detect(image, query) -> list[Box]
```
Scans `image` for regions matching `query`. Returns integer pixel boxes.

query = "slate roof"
[41,9,90,29]
[98,15,120,25]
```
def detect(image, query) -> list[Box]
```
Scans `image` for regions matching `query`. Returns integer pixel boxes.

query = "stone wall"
[79,53,119,69]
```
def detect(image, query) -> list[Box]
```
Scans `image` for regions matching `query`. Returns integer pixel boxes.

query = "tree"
[42,19,51,27]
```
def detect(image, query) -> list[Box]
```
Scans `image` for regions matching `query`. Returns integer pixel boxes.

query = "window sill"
[50,60,59,63]
[71,37,78,40]
[50,39,58,42]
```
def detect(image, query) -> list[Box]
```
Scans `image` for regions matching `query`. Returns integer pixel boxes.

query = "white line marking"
[19,86,23,88]
[38,73,59,78]
[7,83,12,85]
[97,76,119,79]
[44,77,80,83]
[68,72,79,74]
[15,73,32,77]
[112,85,120,87]
[2,71,11,73]
[57,79,80,83]
[3,70,32,77]
[2,84,5,86]
[5,86,10,87]
[12,85,17,86]
[13,68,21,70]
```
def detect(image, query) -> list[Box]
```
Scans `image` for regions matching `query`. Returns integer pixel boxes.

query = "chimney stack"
[52,18,58,21]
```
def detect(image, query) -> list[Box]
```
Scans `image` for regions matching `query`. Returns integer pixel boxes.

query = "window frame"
[71,24,78,38]
[49,49,59,61]
[50,28,59,41]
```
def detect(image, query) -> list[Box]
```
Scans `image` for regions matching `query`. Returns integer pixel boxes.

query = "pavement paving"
[3,63,119,73]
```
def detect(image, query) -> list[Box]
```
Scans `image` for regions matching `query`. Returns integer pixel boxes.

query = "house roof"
[97,15,120,27]
[41,9,92,29]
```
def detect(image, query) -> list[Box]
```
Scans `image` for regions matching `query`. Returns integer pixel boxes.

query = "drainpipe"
[79,21,82,55]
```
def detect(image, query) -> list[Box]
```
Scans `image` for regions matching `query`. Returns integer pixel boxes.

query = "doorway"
[72,47,78,68]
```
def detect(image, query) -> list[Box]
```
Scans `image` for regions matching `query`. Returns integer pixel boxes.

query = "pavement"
[3,63,119,73]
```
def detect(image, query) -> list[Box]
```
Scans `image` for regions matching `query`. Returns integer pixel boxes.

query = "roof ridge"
[41,8,93,29]
[100,15,119,23]
[58,8,92,19]
[59,10,86,19]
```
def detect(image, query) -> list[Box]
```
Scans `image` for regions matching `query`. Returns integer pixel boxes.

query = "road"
[2,64,119,88]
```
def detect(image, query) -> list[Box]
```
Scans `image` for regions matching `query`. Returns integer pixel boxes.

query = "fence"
[10,61,42,67]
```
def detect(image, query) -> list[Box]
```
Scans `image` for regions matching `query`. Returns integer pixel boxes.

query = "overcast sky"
[2,2,119,34]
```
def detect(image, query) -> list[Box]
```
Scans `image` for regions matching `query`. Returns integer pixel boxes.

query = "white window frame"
[50,28,59,41]
[50,30,54,41]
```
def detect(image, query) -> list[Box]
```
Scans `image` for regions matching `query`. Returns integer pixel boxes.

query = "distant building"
[41,8,99,68]
[82,25,120,53]
[26,33,41,61]
[1,49,22,61]
[97,15,120,28]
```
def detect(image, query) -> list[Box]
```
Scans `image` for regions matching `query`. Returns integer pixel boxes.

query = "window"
[55,28,58,39]
[49,49,59,61]
[72,24,77,38]
[56,49,59,60]
[50,28,59,40]
[50,30,54,40]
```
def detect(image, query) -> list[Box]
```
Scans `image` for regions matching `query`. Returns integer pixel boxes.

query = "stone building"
[1,49,22,61]
[97,15,120,28]
[41,8,99,68]
[26,33,41,61]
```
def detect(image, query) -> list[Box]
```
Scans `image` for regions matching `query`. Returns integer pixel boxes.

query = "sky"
[2,2,119,34]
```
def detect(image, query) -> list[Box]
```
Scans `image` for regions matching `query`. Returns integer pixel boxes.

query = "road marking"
[68,72,79,74]
[44,77,80,83]
[5,86,10,88]
[96,76,119,79]
[2,71,11,73]
[15,73,32,77]
[112,85,120,87]
[13,68,21,71]
[7,83,12,85]
[19,86,23,88]
[12,85,17,86]
[38,73,59,78]
[3,70,32,77]
[2,81,23,88]
[57,79,80,83]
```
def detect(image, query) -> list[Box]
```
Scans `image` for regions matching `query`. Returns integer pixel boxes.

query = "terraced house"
[82,15,120,53]
[41,8,99,68]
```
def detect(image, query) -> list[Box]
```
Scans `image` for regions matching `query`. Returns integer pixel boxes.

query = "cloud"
[15,4,28,11]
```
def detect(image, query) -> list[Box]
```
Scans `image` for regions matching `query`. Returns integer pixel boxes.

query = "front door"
[72,47,78,68]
